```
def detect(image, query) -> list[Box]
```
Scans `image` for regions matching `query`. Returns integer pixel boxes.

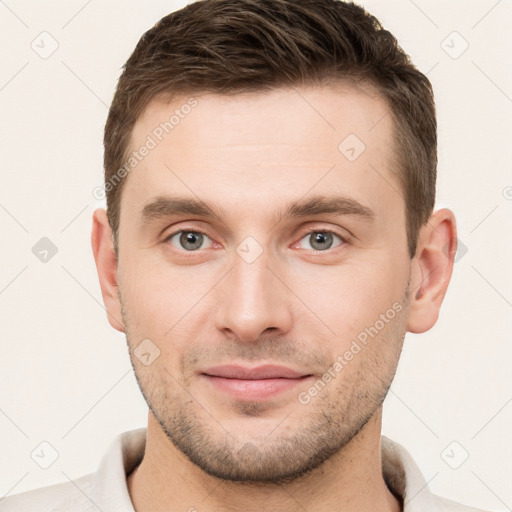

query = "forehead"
[133,81,392,154]
[121,83,400,227]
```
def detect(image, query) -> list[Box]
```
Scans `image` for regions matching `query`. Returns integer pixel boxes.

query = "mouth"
[200,364,314,401]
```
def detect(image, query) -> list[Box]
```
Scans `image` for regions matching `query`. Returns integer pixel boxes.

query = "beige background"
[0,0,511,510]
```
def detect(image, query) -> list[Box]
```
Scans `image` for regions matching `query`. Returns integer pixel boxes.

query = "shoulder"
[380,436,496,512]
[435,493,497,512]
[0,473,95,512]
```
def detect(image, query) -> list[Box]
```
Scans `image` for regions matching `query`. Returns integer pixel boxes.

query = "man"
[1,0,493,511]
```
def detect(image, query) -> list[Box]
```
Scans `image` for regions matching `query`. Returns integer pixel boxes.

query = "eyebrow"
[138,194,376,228]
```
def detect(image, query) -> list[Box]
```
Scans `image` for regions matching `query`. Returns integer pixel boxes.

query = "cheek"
[119,259,175,338]
[119,254,218,350]
[289,254,406,342]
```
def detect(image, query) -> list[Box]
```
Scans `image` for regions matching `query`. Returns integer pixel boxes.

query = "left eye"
[297,231,344,251]
[166,231,213,251]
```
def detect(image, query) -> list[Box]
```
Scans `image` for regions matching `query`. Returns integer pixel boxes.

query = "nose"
[214,247,293,343]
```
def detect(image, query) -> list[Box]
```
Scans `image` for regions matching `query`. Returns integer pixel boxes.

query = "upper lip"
[202,364,311,380]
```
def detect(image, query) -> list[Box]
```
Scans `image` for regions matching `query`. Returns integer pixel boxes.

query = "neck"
[127,409,401,512]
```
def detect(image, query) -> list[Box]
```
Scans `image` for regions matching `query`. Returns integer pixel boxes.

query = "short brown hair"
[104,0,436,259]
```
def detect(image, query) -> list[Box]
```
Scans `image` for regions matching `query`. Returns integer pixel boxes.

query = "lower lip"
[202,374,313,401]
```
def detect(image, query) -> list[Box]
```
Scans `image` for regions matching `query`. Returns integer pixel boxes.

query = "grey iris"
[180,231,203,250]
[310,232,333,250]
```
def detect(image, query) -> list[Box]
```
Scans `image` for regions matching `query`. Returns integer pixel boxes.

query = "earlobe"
[91,208,125,333]
[406,208,457,334]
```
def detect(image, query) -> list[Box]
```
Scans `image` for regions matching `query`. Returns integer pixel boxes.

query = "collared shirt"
[1,428,491,511]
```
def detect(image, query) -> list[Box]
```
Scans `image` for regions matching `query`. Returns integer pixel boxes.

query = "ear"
[91,208,125,332]
[406,208,457,334]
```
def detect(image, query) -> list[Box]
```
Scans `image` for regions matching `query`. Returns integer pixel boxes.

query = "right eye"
[165,230,214,251]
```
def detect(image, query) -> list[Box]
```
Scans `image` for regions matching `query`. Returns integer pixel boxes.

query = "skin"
[91,83,457,512]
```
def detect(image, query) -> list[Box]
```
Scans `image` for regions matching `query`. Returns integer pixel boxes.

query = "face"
[115,84,412,483]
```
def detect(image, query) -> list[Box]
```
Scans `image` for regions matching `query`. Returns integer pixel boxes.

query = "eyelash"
[163,227,349,253]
